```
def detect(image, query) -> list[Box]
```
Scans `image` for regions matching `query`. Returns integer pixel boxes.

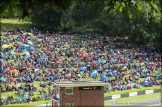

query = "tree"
[128,2,161,46]
[30,5,74,31]
[0,0,161,19]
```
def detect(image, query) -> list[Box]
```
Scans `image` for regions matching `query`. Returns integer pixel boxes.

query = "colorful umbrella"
[21,51,30,56]
[2,44,8,49]
[81,53,88,58]
[8,43,14,47]
[16,52,20,56]
[55,56,62,61]
[9,77,14,81]
[12,69,19,74]
[28,41,33,45]
[22,45,30,49]
[8,51,15,55]
[45,51,51,55]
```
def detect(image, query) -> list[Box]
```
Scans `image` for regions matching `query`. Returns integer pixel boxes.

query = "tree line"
[1,0,161,48]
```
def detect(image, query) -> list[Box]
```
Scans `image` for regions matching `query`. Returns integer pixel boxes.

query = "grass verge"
[2,100,51,107]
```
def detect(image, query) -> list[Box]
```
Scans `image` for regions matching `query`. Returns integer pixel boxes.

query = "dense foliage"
[0,0,161,48]
[30,5,74,31]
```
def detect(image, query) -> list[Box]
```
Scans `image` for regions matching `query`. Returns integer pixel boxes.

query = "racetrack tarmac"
[29,97,161,107]
[106,96,162,107]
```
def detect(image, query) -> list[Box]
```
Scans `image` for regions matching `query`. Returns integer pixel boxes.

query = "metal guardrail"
[120,93,129,98]
[137,90,145,95]
[153,89,161,93]
[104,89,161,100]
[104,96,112,100]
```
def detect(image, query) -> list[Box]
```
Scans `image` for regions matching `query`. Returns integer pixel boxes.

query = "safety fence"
[105,88,161,100]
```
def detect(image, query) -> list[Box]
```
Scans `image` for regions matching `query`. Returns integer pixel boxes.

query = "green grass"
[1,81,54,99]
[1,18,32,30]
[1,19,161,107]
[3,100,51,107]
[3,93,161,106]
[104,92,161,105]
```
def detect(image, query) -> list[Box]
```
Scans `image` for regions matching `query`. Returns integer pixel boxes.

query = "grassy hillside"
[1,18,32,30]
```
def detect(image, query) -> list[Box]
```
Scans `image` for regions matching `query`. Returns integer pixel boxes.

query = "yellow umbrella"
[122,66,128,71]
[2,44,8,49]
[23,33,28,35]
[8,43,14,47]
[23,33,33,36]
[28,33,33,35]
[102,53,106,56]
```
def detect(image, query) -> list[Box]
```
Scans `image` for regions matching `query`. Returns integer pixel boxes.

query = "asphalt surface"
[30,97,162,107]
[106,97,162,107]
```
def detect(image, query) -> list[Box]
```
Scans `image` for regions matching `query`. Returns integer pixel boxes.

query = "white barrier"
[145,90,153,94]
[129,92,137,97]
[112,94,121,99]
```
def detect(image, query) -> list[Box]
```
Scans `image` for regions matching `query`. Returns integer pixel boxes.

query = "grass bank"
[3,100,51,107]
[1,18,32,30]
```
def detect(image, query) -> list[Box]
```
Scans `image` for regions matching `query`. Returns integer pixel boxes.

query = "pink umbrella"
[57,73,61,77]
[65,74,71,78]
[91,60,96,66]
[22,36,26,39]
[55,56,62,61]
[45,51,51,55]
[150,62,156,66]
[65,74,71,80]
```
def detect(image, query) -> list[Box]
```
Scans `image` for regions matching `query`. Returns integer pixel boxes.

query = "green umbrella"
[2,44,8,49]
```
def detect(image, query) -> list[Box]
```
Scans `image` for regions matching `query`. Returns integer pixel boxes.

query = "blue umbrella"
[36,61,40,65]
[0,69,3,73]
[127,59,130,62]
[25,95,28,99]
[141,69,146,74]
[101,77,108,81]
[124,63,128,66]
[140,81,147,86]
[97,59,102,64]
[91,70,98,77]
[41,58,48,62]
[22,45,30,49]
[102,59,107,64]
[0,77,4,81]
[25,76,30,81]
[119,85,123,90]
[78,67,87,71]
[8,51,15,55]
[22,51,30,56]
[106,72,113,76]
[27,37,31,40]
[155,74,160,79]
[48,76,52,80]
[53,76,58,80]
[131,83,136,88]
[100,72,108,81]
